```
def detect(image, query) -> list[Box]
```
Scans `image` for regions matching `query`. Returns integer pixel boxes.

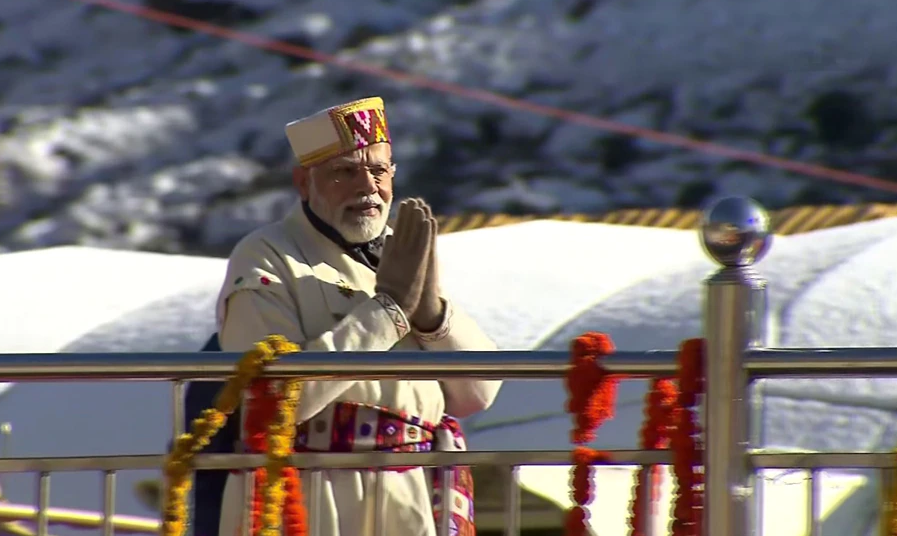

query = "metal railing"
[2,195,896,536]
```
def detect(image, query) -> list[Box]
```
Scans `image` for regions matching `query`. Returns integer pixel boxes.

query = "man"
[216,97,501,536]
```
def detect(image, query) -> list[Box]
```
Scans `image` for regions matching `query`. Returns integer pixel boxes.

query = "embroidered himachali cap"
[285,96,392,167]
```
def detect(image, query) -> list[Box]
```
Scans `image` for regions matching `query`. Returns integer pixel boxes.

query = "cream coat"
[215,202,501,536]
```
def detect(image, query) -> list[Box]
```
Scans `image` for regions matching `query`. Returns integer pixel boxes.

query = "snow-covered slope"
[2,0,897,255]
[2,217,897,535]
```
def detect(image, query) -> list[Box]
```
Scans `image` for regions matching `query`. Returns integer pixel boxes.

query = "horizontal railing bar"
[746,348,897,377]
[0,450,894,473]
[0,450,672,472]
[0,351,678,381]
[3,347,897,382]
[750,452,897,469]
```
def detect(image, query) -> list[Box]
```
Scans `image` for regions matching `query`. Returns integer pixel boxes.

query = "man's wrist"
[373,292,411,340]
[412,297,445,332]
[412,298,453,342]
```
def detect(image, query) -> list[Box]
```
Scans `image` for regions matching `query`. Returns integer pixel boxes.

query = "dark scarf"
[302,201,386,271]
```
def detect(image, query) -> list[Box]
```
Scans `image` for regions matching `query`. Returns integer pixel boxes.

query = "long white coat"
[215,202,501,536]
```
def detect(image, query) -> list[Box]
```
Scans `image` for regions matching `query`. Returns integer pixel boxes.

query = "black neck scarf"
[302,201,386,271]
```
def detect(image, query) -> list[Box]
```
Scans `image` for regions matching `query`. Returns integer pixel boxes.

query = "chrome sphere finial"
[700,196,772,268]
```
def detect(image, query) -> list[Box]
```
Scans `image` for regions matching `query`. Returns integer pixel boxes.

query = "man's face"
[295,143,395,244]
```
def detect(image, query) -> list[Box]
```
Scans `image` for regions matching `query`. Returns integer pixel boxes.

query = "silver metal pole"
[503,466,521,536]
[172,381,186,436]
[166,381,185,527]
[307,470,323,536]
[0,422,11,502]
[0,449,889,473]
[5,348,897,380]
[807,469,822,536]
[0,350,680,380]
[36,472,50,536]
[744,348,897,376]
[1,423,11,458]
[700,196,772,536]
[102,470,116,536]
[438,468,452,536]
[0,448,671,473]
[373,471,387,536]
[751,380,767,535]
[641,469,654,536]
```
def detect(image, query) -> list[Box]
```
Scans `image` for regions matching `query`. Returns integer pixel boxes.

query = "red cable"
[73,0,897,194]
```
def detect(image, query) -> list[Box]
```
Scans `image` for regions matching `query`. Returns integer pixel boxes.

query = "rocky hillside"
[2,0,897,255]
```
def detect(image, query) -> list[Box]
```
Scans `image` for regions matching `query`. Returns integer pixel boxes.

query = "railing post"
[700,196,772,536]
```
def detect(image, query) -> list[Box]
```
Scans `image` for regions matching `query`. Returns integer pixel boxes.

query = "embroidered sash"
[294,402,475,536]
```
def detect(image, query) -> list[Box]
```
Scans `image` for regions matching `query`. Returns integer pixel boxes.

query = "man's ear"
[292,166,310,200]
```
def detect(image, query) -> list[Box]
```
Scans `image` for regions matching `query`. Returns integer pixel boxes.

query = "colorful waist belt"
[285,402,475,536]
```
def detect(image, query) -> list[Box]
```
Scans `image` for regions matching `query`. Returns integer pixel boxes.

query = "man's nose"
[353,168,378,195]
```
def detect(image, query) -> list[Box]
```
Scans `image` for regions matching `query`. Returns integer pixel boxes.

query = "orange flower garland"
[565,332,618,536]
[671,338,705,536]
[245,379,307,536]
[160,336,298,536]
[564,334,706,536]
[629,378,678,536]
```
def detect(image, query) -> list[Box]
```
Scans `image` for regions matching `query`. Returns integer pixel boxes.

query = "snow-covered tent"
[1,213,897,536]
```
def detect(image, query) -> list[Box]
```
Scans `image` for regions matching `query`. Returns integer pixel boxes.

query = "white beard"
[334,208,389,243]
[308,183,390,244]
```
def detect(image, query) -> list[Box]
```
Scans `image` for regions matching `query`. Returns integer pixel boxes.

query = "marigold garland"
[629,378,678,536]
[245,379,307,536]
[564,334,706,536]
[159,335,301,536]
[670,338,705,536]
[565,332,618,536]
[246,380,276,534]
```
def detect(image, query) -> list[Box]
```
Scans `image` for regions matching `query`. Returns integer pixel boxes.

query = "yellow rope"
[0,504,154,534]
[160,335,301,536]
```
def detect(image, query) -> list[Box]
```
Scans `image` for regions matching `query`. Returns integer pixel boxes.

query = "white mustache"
[340,195,385,211]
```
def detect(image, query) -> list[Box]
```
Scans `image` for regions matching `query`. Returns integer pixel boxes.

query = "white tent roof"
[1,216,897,536]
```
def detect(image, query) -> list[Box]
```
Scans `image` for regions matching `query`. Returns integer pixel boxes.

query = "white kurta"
[215,202,501,536]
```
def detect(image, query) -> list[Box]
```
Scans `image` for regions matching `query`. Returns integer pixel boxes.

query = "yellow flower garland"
[160,335,301,536]
[260,379,302,536]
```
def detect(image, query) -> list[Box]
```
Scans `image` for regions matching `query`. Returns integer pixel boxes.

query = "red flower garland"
[244,380,308,536]
[282,467,307,536]
[629,378,678,536]
[565,332,618,536]
[564,334,705,536]
[671,339,705,536]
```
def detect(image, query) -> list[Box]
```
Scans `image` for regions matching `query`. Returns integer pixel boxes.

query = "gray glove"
[410,200,445,332]
[375,199,433,317]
